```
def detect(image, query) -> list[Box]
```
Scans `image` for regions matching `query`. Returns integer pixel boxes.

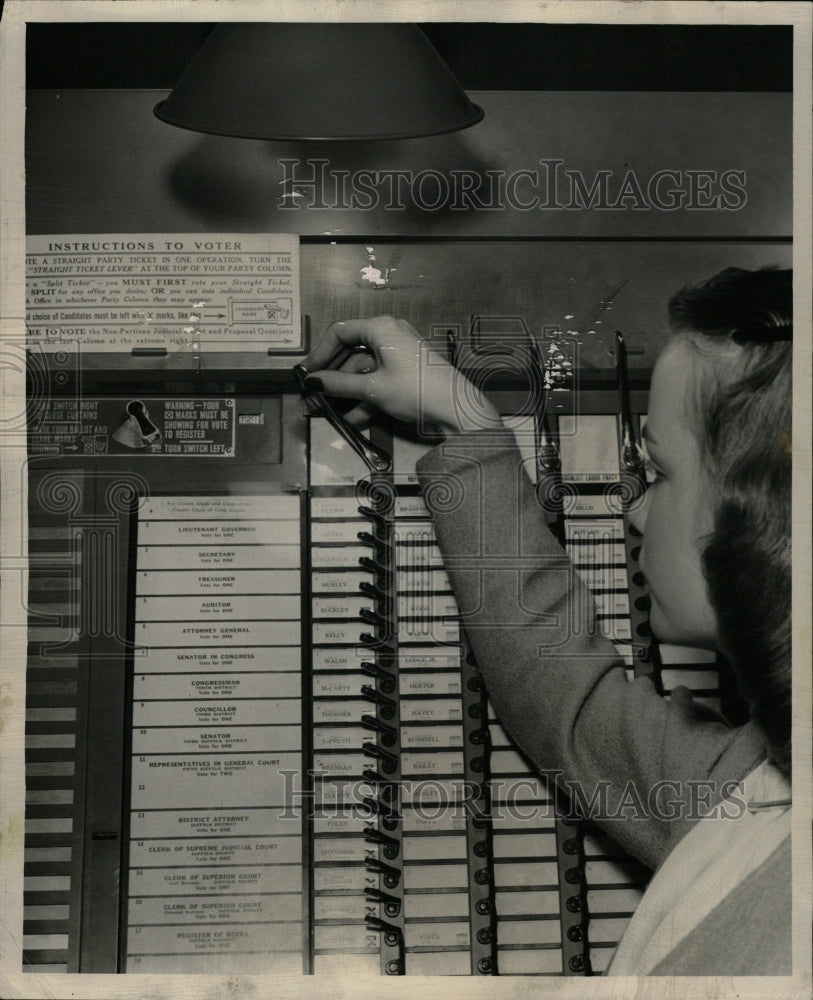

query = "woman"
[302,266,793,974]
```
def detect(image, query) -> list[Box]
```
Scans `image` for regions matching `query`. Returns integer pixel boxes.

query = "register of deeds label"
[128,921,302,955]
[26,233,302,353]
[131,754,300,809]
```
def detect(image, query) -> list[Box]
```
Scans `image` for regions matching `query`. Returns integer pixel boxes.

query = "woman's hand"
[302,316,501,434]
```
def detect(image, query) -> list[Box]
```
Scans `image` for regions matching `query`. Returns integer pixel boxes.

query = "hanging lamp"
[154,23,484,141]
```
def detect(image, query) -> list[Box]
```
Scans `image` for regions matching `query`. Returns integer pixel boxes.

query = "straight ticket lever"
[615,329,661,686]
[615,331,646,486]
[293,363,392,473]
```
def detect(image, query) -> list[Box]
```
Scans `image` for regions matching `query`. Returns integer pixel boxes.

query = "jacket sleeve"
[415,429,767,870]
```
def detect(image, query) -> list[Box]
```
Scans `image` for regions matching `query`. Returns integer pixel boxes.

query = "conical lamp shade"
[154,23,484,140]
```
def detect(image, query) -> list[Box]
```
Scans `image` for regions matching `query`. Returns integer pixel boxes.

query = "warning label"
[28,398,235,458]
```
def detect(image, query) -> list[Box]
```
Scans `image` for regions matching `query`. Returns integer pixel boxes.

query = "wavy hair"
[668,267,792,776]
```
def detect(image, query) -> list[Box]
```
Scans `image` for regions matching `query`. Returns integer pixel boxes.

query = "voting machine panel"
[21,234,737,976]
[23,367,725,978]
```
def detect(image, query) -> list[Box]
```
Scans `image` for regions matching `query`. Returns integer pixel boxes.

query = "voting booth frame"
[22,356,733,978]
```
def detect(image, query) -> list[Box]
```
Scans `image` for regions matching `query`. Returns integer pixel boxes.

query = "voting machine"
[22,234,737,977]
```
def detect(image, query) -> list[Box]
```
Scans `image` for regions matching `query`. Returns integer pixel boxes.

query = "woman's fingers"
[341,401,379,430]
[312,367,376,401]
[303,321,367,372]
[304,317,420,372]
[339,349,378,375]
[300,316,459,426]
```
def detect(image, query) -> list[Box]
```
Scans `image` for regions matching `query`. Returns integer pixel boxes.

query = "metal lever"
[360,580,388,602]
[362,714,398,742]
[357,503,390,526]
[362,741,398,772]
[360,660,396,693]
[365,858,402,888]
[361,685,397,714]
[357,531,390,556]
[538,412,561,476]
[615,331,646,477]
[365,825,401,859]
[365,886,402,917]
[360,606,388,630]
[293,363,392,473]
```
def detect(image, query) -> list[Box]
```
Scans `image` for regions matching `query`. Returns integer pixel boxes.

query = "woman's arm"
[417,429,767,870]
[303,317,767,869]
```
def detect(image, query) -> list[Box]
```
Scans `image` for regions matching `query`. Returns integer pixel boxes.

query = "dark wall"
[26,22,792,91]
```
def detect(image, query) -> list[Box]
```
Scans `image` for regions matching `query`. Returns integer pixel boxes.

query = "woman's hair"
[668,267,792,775]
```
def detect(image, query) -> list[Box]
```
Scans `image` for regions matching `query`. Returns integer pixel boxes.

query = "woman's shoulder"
[665,687,769,783]
[650,829,791,975]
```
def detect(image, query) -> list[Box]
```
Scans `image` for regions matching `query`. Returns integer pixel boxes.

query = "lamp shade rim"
[153,99,484,142]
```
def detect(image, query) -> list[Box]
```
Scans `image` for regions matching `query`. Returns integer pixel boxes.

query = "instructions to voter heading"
[26,233,302,353]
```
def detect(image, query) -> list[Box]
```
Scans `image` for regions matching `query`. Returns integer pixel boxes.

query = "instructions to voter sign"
[26,233,302,353]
